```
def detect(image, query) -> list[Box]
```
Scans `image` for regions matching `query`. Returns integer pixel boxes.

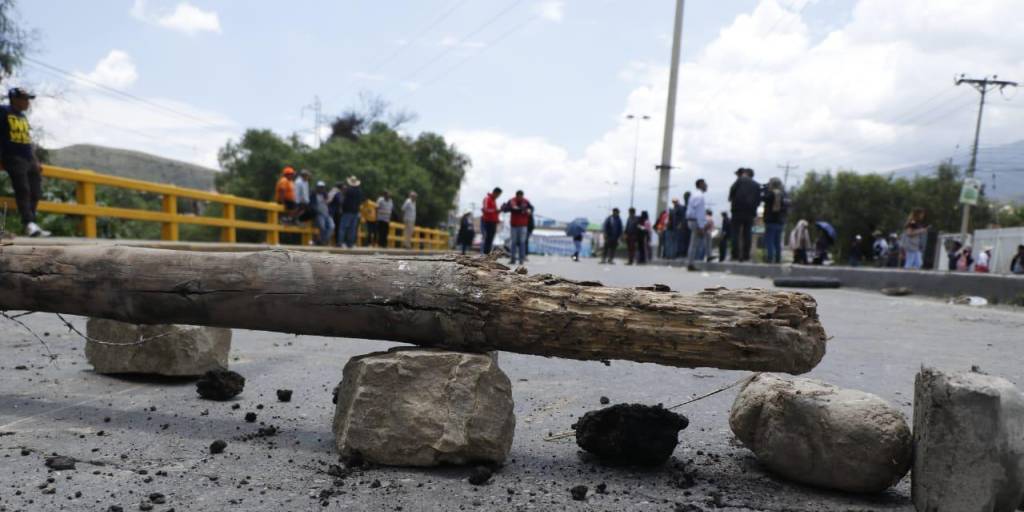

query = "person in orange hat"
[275,166,297,221]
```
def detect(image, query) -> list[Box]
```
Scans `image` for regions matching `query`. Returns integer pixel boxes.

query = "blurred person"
[684,179,708,270]
[849,235,863,267]
[375,190,393,248]
[625,207,639,265]
[762,177,787,264]
[480,187,502,254]
[402,191,417,249]
[789,219,812,265]
[601,208,623,264]
[872,231,889,267]
[900,208,928,270]
[456,211,475,255]
[295,169,313,222]
[638,210,651,264]
[702,209,715,262]
[718,212,731,262]
[946,240,963,271]
[359,195,377,246]
[337,176,363,248]
[311,181,334,246]
[956,245,974,271]
[506,190,533,265]
[1010,245,1024,274]
[729,168,761,262]
[274,166,297,222]
[975,246,991,273]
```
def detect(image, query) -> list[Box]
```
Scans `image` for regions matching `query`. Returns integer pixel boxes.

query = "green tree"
[0,0,31,80]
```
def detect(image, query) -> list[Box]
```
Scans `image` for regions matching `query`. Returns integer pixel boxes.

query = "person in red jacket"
[505,190,533,265]
[480,187,502,254]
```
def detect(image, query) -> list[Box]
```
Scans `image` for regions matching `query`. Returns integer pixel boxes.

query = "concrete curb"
[651,260,1024,304]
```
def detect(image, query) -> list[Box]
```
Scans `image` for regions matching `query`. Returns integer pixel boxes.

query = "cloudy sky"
[11,0,1024,221]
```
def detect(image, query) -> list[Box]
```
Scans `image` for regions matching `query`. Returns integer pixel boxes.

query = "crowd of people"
[273,166,418,248]
[457,187,536,265]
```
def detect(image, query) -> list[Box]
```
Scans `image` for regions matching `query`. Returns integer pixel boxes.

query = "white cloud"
[82,50,138,90]
[536,1,565,23]
[31,50,237,168]
[131,0,221,35]
[449,0,1024,222]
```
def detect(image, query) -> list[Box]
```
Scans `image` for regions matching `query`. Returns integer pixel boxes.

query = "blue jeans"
[315,213,334,246]
[481,221,498,254]
[338,213,359,248]
[904,250,923,269]
[764,223,783,263]
[509,226,528,264]
[685,221,705,266]
[664,230,677,259]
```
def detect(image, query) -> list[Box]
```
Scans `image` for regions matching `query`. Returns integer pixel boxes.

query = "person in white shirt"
[684,179,708,271]
[375,191,394,248]
[402,191,417,248]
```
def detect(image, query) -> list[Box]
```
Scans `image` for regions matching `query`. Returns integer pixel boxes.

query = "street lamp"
[626,114,651,209]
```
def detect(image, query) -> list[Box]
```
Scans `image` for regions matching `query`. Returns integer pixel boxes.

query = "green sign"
[959,179,980,206]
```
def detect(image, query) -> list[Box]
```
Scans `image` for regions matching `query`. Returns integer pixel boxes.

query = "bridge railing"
[0,165,449,249]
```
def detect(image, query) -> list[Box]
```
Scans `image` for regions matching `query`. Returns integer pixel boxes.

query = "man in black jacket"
[337,176,363,248]
[601,208,623,264]
[728,167,761,262]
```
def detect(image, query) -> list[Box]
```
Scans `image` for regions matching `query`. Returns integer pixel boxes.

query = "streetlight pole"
[656,0,685,217]
[626,114,650,209]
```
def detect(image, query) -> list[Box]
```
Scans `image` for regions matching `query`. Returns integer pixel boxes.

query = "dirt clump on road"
[573,403,689,466]
[196,369,245,401]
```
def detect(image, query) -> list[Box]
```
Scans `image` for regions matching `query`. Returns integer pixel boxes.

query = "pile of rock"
[728,368,1024,509]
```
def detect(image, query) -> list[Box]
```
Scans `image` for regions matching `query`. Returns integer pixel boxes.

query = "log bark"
[0,245,827,373]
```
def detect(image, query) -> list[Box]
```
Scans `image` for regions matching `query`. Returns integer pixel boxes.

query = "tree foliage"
[217,112,468,236]
[788,163,999,260]
[0,0,31,79]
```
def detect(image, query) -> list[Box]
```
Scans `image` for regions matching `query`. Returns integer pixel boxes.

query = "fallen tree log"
[0,245,827,373]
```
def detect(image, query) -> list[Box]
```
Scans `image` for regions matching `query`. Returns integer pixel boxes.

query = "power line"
[23,57,229,130]
[396,0,526,87]
[365,0,472,75]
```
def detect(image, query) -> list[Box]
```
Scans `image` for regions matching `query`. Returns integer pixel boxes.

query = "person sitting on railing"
[274,166,297,222]
[1,88,49,237]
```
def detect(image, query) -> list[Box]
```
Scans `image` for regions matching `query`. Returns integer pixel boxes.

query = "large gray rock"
[332,348,515,467]
[913,367,1024,512]
[85,318,231,377]
[729,373,912,493]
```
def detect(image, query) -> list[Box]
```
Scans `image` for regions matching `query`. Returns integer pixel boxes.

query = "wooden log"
[0,245,827,373]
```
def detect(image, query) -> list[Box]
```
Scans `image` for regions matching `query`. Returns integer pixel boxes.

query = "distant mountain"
[887,140,1024,203]
[47,144,218,191]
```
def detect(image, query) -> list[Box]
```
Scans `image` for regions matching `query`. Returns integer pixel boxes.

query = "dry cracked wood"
[0,245,827,373]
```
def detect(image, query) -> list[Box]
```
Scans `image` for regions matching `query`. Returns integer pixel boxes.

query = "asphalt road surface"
[1,255,1021,511]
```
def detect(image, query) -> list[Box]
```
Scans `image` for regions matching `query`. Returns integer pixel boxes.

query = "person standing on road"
[1010,245,1024,274]
[295,170,313,222]
[601,208,623,264]
[506,190,532,265]
[718,212,731,262]
[480,187,502,254]
[1,88,49,237]
[359,195,377,246]
[337,176,363,248]
[729,167,761,262]
[456,211,475,255]
[676,192,690,260]
[637,210,652,264]
[311,181,334,246]
[625,207,639,265]
[684,179,708,271]
[900,208,928,270]
[789,219,812,264]
[375,191,393,248]
[762,177,787,263]
[402,191,417,248]
[665,198,680,259]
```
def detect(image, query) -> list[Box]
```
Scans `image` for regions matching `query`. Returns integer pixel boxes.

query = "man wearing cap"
[1,88,49,236]
[338,176,363,248]
[275,166,297,221]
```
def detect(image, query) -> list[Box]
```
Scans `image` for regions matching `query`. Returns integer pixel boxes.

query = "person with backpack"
[728,167,761,262]
[762,177,788,263]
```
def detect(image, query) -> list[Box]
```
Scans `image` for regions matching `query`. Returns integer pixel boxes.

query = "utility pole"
[954,75,1017,242]
[302,96,324,148]
[656,0,685,217]
[778,162,798,187]
[627,114,651,209]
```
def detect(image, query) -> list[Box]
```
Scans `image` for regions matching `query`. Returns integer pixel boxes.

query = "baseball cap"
[8,87,35,99]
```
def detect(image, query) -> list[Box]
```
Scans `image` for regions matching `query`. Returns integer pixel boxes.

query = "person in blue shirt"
[601,208,623,264]
[1,88,49,236]
[684,179,708,270]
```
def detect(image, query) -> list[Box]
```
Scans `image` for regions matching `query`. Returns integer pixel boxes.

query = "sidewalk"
[652,259,1024,304]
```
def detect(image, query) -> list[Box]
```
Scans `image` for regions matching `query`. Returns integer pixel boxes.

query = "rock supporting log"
[85,318,231,376]
[0,245,827,373]
[332,348,515,466]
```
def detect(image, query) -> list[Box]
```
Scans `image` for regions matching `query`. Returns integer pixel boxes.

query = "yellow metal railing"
[0,165,449,249]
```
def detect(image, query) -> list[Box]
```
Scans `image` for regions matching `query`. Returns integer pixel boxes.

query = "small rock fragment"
[44,455,76,471]
[244,412,257,423]
[209,440,227,454]
[599,396,610,405]
[196,369,245,401]
[276,389,293,402]
[570,485,588,501]
[468,466,493,486]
